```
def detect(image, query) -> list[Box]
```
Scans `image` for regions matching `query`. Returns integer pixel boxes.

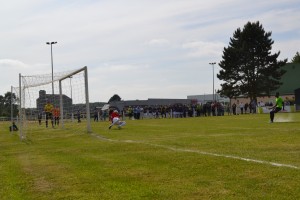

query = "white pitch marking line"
[93,134,299,170]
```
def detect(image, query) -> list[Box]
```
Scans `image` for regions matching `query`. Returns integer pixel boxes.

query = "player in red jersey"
[108,110,126,129]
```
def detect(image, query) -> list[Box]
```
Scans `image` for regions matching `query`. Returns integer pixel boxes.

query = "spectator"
[239,102,244,114]
[9,121,18,132]
[232,103,237,115]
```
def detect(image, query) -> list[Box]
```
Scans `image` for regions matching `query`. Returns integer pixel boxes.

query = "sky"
[1,0,300,103]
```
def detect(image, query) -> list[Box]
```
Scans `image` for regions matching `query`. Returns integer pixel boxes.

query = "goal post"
[15,66,91,140]
[58,66,91,132]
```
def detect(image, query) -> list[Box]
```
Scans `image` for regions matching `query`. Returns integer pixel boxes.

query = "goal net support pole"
[19,73,24,140]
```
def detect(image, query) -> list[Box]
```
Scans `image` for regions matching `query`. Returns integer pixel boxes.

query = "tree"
[217,21,287,102]
[0,95,4,116]
[108,94,121,103]
[0,92,18,117]
[291,51,300,63]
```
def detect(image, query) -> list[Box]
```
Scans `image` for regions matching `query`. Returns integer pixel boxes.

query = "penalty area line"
[147,143,299,170]
[91,133,299,170]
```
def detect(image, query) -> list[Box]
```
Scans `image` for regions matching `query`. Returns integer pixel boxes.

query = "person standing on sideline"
[38,112,42,125]
[269,92,283,123]
[127,106,133,120]
[108,110,126,129]
[250,99,257,113]
[93,108,98,122]
[77,110,81,123]
[102,110,107,121]
[226,104,231,115]
[244,102,249,114]
[232,103,237,115]
[53,107,60,126]
[239,102,244,114]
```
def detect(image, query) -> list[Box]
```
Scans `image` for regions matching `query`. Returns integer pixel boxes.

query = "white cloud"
[182,41,225,58]
[274,39,300,61]
[0,59,27,69]
[145,39,170,46]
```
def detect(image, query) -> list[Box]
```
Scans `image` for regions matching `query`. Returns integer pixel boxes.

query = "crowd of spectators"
[230,99,258,115]
[120,102,226,120]
[93,97,295,121]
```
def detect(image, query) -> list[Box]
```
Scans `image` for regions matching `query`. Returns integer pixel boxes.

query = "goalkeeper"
[108,110,126,129]
[44,101,54,128]
[269,92,283,123]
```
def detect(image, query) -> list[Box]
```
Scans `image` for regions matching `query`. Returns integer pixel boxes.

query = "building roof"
[187,94,230,103]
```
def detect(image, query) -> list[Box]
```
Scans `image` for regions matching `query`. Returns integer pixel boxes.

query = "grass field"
[1,113,300,200]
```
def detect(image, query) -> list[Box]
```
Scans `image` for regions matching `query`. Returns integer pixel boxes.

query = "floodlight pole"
[209,62,216,102]
[46,41,57,102]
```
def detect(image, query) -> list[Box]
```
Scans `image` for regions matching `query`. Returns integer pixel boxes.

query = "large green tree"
[0,92,18,117]
[0,95,4,116]
[291,51,300,63]
[217,21,287,102]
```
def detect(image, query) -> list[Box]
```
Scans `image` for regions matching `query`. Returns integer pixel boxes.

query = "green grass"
[1,113,300,199]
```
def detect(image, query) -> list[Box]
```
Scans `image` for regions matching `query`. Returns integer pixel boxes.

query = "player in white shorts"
[108,110,126,129]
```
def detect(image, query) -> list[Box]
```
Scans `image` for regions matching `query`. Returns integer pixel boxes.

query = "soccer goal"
[13,66,91,140]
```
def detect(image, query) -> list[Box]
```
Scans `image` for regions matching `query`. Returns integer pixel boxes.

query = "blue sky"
[1,0,299,102]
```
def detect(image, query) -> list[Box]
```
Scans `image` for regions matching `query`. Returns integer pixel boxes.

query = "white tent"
[101,104,110,111]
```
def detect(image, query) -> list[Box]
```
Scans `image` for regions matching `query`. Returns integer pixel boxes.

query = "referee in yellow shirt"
[44,101,54,128]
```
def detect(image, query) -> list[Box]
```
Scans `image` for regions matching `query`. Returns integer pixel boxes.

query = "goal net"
[12,66,91,140]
